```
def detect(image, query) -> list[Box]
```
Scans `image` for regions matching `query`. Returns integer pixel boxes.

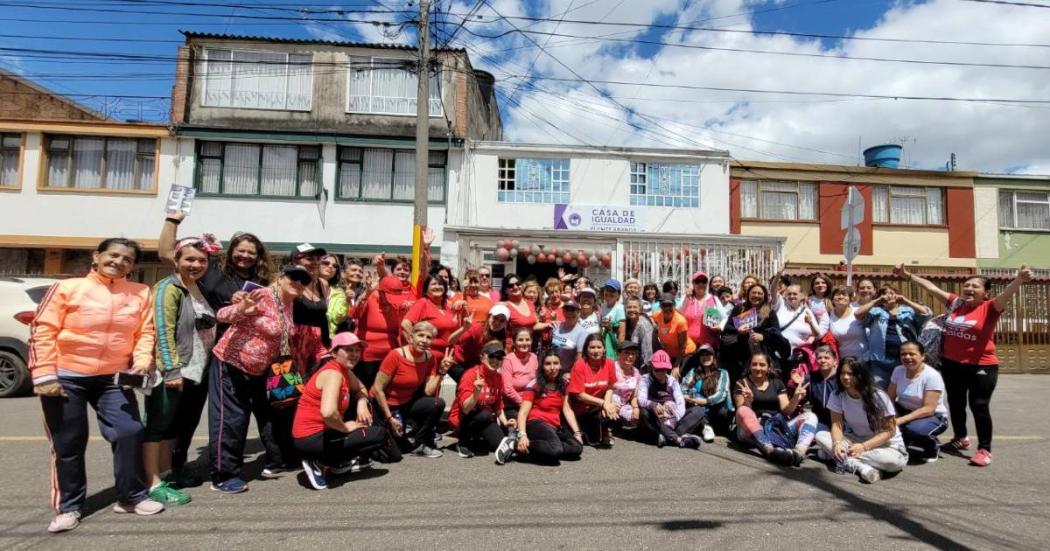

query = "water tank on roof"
[863,144,903,168]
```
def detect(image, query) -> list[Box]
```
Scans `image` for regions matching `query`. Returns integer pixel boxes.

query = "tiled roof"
[179,30,465,52]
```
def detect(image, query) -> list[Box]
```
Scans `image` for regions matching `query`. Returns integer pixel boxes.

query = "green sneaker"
[148,482,191,506]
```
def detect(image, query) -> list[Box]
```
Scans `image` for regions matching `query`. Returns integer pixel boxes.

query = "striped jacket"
[29,272,155,384]
[153,276,197,382]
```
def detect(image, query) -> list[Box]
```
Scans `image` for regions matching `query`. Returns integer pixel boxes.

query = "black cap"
[618,341,640,352]
[282,264,313,285]
[482,342,506,357]
[659,292,676,306]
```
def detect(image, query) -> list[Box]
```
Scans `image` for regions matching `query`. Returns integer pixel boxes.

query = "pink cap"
[691,271,709,283]
[330,332,365,350]
[651,350,673,370]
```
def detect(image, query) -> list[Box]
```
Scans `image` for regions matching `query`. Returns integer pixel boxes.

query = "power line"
[960,0,1050,7]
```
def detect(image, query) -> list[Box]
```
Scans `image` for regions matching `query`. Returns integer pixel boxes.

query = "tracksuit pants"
[458,408,507,452]
[639,405,708,444]
[40,375,148,513]
[940,359,998,451]
[895,404,949,460]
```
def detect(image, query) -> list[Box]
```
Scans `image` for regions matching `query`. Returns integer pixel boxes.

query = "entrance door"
[515,258,576,284]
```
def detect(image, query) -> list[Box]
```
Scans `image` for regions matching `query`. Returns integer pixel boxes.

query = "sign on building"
[554,204,644,233]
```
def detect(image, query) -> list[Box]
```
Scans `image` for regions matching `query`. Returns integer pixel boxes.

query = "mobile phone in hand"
[241,281,265,293]
[114,372,148,389]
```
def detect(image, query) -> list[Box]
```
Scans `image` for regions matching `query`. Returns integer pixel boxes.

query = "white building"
[442,142,784,289]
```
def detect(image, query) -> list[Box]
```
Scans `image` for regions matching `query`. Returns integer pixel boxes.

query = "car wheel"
[0,350,30,398]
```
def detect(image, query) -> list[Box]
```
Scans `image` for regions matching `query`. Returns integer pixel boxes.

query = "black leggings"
[294,426,388,467]
[458,409,507,452]
[379,396,446,461]
[524,420,583,463]
[575,408,604,445]
[639,406,708,445]
[941,359,998,451]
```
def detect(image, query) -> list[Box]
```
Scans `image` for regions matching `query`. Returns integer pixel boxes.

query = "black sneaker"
[457,443,475,458]
[769,447,795,466]
[790,449,805,467]
[657,434,667,448]
[494,436,516,465]
[301,459,328,490]
[679,435,702,449]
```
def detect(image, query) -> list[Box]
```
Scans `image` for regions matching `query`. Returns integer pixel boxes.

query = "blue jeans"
[896,404,948,459]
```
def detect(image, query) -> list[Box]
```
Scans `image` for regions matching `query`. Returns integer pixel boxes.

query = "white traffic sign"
[843,227,861,262]
[840,186,865,229]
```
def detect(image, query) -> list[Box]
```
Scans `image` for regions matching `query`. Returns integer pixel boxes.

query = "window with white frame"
[347,56,442,116]
[629,161,700,207]
[196,141,320,197]
[740,180,817,220]
[872,185,944,225]
[44,135,156,190]
[202,48,313,111]
[497,158,570,204]
[337,147,446,202]
[0,133,20,186]
[999,189,1050,230]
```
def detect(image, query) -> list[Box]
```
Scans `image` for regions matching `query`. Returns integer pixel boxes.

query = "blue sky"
[2,0,1049,173]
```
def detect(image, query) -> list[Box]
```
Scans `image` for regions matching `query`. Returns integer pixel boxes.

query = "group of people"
[28,210,1034,533]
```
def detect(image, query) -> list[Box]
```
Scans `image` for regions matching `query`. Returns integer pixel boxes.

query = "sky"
[3,0,1050,174]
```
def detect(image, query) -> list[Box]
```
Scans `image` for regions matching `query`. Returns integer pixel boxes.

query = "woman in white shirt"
[887,341,948,463]
[827,286,868,361]
[815,357,907,483]
[775,284,828,353]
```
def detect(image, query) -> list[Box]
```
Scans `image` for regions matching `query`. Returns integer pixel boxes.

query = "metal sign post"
[841,186,864,287]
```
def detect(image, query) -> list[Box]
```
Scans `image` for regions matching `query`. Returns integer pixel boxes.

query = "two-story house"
[443,141,785,289]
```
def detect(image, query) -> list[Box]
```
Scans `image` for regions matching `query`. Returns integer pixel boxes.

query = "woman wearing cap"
[653,293,694,374]
[514,351,584,464]
[638,351,704,449]
[619,296,656,364]
[855,284,931,388]
[449,305,509,383]
[681,345,732,438]
[449,341,518,463]
[502,328,538,422]
[680,271,722,351]
[294,333,387,490]
[402,274,468,367]
[353,264,418,389]
[500,273,550,340]
[372,321,446,459]
[599,280,626,360]
[732,352,818,467]
[720,283,790,383]
[550,300,589,374]
[209,265,319,494]
[567,334,619,446]
[289,244,333,347]
[31,238,163,533]
[814,358,907,483]
[610,341,642,433]
[143,236,220,507]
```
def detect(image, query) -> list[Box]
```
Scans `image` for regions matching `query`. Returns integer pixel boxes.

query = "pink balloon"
[502,239,513,250]
[495,247,510,261]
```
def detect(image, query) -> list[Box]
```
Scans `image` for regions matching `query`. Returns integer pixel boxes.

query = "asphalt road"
[1,375,1048,550]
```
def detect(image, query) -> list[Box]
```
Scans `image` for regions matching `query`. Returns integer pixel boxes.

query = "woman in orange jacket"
[30,238,164,533]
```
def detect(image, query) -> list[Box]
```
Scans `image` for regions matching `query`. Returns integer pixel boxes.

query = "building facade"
[974,173,1050,274]
[444,142,784,289]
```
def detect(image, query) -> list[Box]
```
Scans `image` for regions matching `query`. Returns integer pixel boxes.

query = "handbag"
[919,297,963,369]
[266,287,305,408]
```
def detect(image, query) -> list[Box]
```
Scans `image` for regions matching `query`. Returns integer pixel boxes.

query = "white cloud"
[456,0,1050,173]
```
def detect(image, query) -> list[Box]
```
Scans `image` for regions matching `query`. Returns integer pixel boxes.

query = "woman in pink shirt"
[502,327,538,422]
[680,271,721,350]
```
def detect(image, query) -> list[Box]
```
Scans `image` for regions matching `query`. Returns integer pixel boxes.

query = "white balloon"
[526,255,537,265]
[510,248,519,257]
[570,260,578,268]
[511,239,520,248]
[555,257,564,266]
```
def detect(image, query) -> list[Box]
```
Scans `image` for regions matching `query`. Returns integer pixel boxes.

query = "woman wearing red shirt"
[449,342,518,463]
[502,328,538,422]
[899,264,1032,467]
[293,333,386,491]
[372,321,446,460]
[514,351,584,464]
[354,275,416,390]
[449,305,509,383]
[567,334,620,447]
[402,274,468,365]
[500,273,549,340]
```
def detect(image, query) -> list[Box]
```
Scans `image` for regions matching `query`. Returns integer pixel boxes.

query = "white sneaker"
[858,465,881,484]
[701,424,716,443]
[112,498,164,515]
[47,511,81,533]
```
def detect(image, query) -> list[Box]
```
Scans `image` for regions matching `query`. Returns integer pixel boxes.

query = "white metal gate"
[620,239,783,291]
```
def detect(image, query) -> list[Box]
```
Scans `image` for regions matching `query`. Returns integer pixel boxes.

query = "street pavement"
[0,375,1048,550]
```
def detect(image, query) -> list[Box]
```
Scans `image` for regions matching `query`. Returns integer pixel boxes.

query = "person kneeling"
[814,358,907,483]
[449,342,518,464]
[638,351,704,450]
[293,333,387,490]
[514,351,584,465]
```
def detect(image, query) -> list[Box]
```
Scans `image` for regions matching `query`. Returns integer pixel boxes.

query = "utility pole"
[411,0,431,285]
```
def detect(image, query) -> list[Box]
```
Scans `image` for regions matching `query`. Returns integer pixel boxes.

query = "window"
[629,161,700,207]
[203,48,313,111]
[337,147,446,202]
[196,141,321,197]
[740,180,817,220]
[999,189,1050,230]
[347,56,442,116]
[44,135,155,190]
[872,185,944,225]
[497,158,570,204]
[1,133,20,186]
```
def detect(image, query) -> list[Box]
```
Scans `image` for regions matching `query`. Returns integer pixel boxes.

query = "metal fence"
[620,239,783,292]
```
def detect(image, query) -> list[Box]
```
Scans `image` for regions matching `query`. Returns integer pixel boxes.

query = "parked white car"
[0,277,59,397]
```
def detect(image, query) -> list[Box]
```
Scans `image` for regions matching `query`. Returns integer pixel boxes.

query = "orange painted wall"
[946,187,976,258]
[729,178,741,234]
[818,182,873,256]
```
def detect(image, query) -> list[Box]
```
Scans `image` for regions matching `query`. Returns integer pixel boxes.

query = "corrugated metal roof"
[179,30,465,52]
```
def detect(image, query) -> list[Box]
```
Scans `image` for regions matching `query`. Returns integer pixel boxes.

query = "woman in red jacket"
[567,334,620,447]
[30,238,164,533]
[514,351,584,464]
[354,274,417,390]
[293,333,387,491]
[449,342,518,463]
